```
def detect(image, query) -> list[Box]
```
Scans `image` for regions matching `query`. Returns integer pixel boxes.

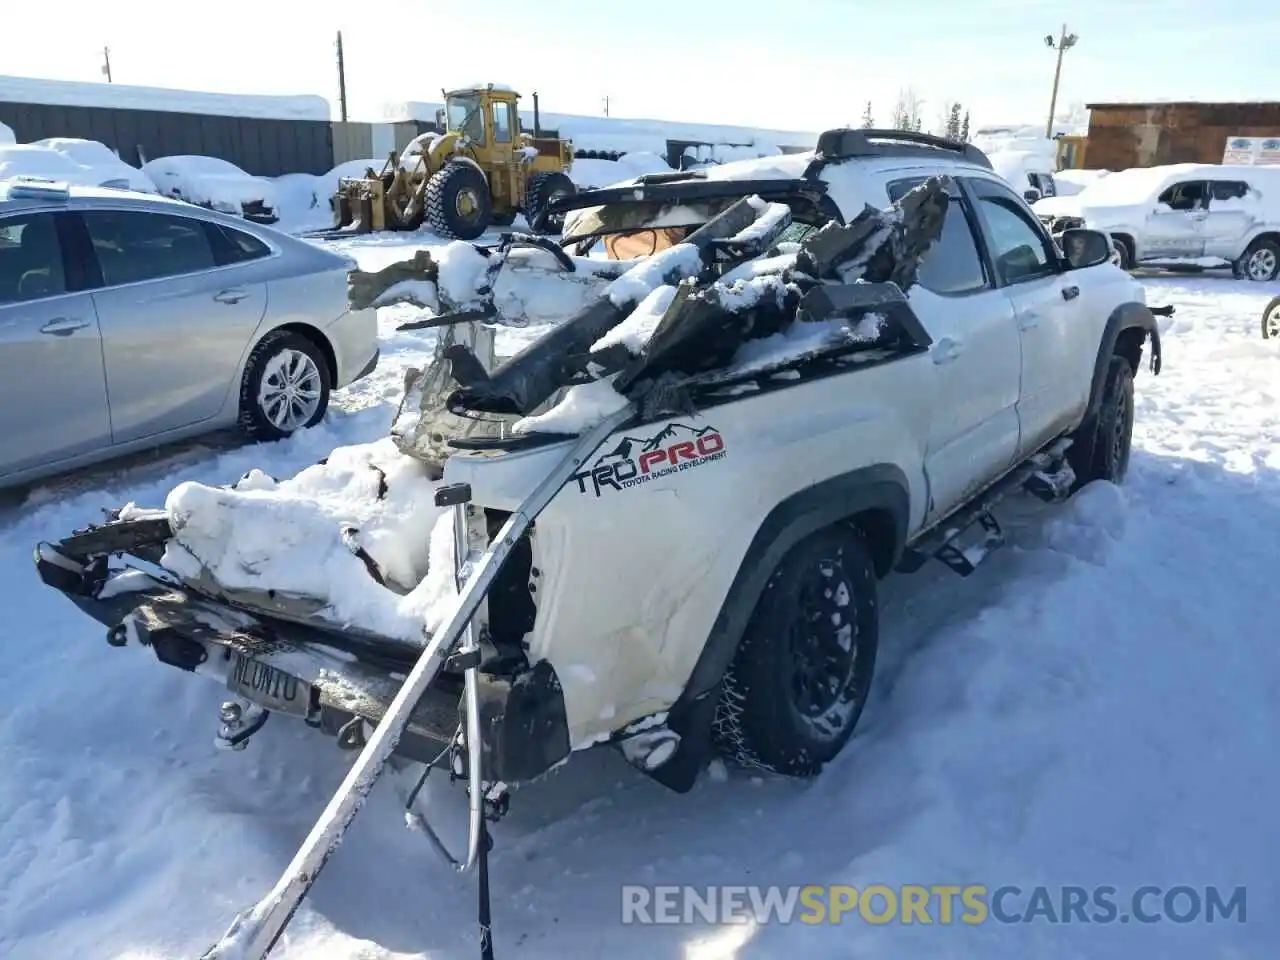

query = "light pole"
[1044,25,1078,138]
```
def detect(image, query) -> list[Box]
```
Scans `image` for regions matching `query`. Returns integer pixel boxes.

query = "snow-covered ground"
[1,225,1276,959]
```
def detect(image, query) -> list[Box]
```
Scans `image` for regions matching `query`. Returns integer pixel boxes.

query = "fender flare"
[652,464,911,790]
[1083,300,1162,426]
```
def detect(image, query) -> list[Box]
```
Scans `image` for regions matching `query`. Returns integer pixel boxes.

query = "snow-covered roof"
[0,74,330,121]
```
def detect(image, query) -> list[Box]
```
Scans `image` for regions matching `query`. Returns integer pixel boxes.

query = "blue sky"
[2,0,1274,132]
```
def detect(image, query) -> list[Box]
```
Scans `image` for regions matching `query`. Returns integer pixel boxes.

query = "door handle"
[931,338,963,364]
[214,288,249,304]
[39,317,90,336]
[1061,285,1080,301]
[1018,312,1040,330]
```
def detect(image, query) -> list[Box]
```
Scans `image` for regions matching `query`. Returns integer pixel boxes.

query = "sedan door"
[964,175,1087,458]
[76,207,268,444]
[0,210,111,478]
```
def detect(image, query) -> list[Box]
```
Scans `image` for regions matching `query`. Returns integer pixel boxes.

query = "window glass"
[0,213,67,305]
[887,178,988,295]
[1157,181,1208,211]
[206,221,271,266]
[1209,180,1249,202]
[81,210,217,286]
[492,102,513,143]
[974,193,1056,284]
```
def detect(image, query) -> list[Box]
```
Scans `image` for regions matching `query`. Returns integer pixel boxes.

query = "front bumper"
[34,525,571,782]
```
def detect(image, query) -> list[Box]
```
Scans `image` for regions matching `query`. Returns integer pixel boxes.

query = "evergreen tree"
[961,110,971,141]
[946,102,962,140]
[860,101,874,128]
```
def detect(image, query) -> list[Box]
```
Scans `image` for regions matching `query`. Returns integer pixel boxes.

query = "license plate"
[227,653,312,718]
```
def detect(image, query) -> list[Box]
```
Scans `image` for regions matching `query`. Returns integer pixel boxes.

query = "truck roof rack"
[813,128,992,171]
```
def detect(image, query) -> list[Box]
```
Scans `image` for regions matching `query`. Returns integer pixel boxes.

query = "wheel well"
[847,508,899,577]
[274,323,337,383]
[1109,232,1135,255]
[1114,326,1146,374]
[1248,231,1280,249]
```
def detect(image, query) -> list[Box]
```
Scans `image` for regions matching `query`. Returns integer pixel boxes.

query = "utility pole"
[1044,24,1078,138]
[335,31,348,122]
[101,46,113,83]
[602,95,609,117]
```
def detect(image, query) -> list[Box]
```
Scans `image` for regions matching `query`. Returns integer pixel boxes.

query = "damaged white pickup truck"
[35,129,1164,957]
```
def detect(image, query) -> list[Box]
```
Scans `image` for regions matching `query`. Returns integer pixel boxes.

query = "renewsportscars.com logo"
[620,884,1248,926]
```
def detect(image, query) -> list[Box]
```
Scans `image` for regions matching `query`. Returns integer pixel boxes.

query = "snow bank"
[34,138,156,193]
[159,439,458,643]
[142,155,277,214]
[0,73,330,121]
[0,120,13,145]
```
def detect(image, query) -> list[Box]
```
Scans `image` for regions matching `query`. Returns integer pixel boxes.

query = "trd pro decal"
[571,422,726,497]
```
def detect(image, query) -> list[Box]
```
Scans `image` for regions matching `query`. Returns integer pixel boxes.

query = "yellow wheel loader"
[332,84,577,241]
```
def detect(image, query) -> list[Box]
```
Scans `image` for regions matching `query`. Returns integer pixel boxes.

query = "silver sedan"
[0,178,379,490]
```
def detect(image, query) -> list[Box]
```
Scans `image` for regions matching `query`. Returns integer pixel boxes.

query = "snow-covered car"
[35,137,157,194]
[142,155,279,223]
[987,148,1058,203]
[1035,162,1280,281]
[0,178,378,490]
[37,127,1163,794]
[0,142,149,192]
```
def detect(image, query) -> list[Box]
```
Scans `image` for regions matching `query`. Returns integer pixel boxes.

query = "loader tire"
[424,161,492,241]
[524,171,576,235]
[711,525,879,777]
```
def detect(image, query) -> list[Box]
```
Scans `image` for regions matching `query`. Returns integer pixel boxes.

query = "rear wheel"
[1263,296,1280,340]
[712,525,879,777]
[237,329,331,442]
[1111,234,1135,270]
[1238,238,1280,282]
[424,161,492,240]
[524,171,576,235]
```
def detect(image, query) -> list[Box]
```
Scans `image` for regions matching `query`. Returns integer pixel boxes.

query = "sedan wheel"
[1263,297,1280,340]
[1240,240,1280,282]
[238,329,332,441]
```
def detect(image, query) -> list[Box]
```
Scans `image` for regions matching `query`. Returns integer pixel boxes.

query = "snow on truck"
[35,129,1163,957]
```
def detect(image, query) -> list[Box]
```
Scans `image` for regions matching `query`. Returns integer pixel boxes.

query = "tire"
[523,171,576,235]
[712,525,880,777]
[1068,355,1134,488]
[423,161,492,241]
[1111,234,1135,271]
[237,329,332,443]
[1237,237,1280,282]
[1264,296,1280,340]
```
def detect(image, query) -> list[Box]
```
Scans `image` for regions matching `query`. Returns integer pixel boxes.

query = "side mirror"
[1060,228,1112,269]
[1024,187,1043,204]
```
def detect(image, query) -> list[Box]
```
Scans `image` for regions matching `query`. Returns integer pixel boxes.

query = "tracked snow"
[2,210,1276,960]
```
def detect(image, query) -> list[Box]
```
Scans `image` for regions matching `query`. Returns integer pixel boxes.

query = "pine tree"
[861,101,874,128]
[946,102,962,140]
[961,110,970,141]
